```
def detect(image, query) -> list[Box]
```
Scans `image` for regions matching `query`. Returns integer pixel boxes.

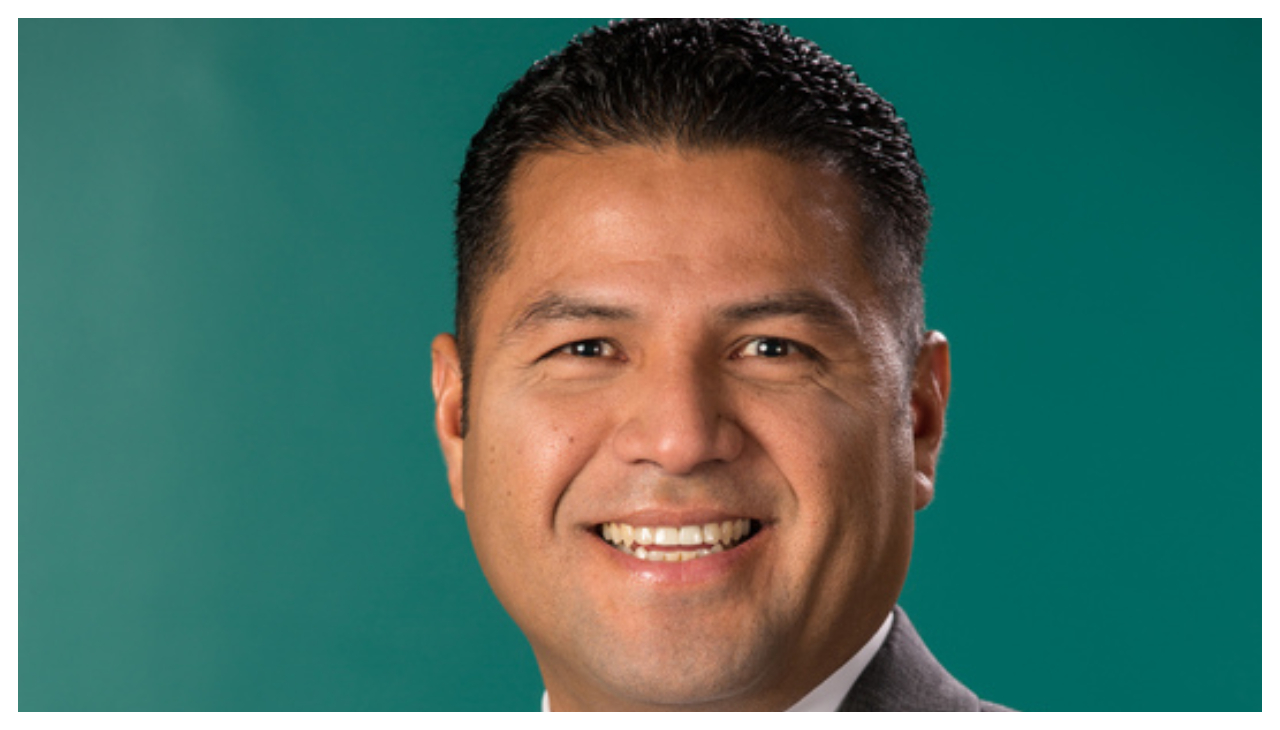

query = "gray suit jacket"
[838,606,1011,711]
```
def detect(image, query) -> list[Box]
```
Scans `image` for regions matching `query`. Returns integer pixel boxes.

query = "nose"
[610,357,744,474]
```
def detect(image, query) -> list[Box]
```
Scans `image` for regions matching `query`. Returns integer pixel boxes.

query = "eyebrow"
[716,290,858,332]
[502,289,857,342]
[502,293,638,341]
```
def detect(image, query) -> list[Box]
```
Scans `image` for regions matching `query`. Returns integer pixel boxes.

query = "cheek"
[750,388,911,532]
[466,386,611,533]
[461,388,612,619]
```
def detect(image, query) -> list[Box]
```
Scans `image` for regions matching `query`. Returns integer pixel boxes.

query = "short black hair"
[454,18,931,414]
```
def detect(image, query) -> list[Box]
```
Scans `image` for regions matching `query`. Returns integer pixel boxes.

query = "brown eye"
[559,339,616,358]
[739,337,794,358]
[754,338,791,357]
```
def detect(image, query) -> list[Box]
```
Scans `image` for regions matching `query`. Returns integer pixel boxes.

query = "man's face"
[432,145,949,710]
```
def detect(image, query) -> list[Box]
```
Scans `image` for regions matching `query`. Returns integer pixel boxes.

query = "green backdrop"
[20,19,1260,711]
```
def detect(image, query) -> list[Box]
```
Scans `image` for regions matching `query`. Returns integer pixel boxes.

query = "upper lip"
[586,508,768,529]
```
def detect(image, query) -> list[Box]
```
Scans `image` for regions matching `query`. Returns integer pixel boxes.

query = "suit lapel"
[838,606,982,711]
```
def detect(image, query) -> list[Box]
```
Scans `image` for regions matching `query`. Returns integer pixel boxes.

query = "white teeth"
[703,522,721,543]
[598,519,757,561]
[654,527,680,546]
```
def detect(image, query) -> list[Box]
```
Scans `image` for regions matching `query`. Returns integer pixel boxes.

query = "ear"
[431,333,467,511]
[909,331,951,511]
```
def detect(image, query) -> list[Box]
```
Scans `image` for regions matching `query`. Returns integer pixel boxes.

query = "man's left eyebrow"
[716,291,858,331]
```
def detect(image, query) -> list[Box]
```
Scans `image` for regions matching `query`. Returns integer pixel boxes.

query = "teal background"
[20,20,1260,710]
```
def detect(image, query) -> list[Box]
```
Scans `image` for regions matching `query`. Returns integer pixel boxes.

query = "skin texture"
[432,145,950,711]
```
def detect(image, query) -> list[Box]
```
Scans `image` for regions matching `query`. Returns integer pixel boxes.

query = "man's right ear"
[431,333,467,511]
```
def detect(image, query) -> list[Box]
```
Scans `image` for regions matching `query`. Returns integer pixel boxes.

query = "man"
[431,18,1008,711]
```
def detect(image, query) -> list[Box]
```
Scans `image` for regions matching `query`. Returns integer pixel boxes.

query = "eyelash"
[732,336,817,360]
[542,337,817,362]
[551,339,620,359]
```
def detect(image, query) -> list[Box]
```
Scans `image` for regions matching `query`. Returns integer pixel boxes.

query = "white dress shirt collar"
[786,610,894,711]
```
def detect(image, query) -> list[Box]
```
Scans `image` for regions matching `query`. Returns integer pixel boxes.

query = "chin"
[553,624,786,711]
[603,665,770,710]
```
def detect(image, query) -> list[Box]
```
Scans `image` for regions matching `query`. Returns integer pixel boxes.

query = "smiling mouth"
[596,519,761,562]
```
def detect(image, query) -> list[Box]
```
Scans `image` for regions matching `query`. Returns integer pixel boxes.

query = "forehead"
[481,145,874,332]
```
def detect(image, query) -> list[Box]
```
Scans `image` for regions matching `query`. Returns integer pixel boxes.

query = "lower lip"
[594,527,768,586]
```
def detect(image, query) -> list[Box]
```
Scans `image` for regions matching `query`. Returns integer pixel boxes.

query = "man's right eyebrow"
[501,294,637,341]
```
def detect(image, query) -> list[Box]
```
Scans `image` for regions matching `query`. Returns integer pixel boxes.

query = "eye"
[734,337,810,359]
[552,339,619,359]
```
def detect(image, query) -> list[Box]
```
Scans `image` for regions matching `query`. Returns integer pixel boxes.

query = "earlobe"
[910,331,951,511]
[431,333,467,511]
